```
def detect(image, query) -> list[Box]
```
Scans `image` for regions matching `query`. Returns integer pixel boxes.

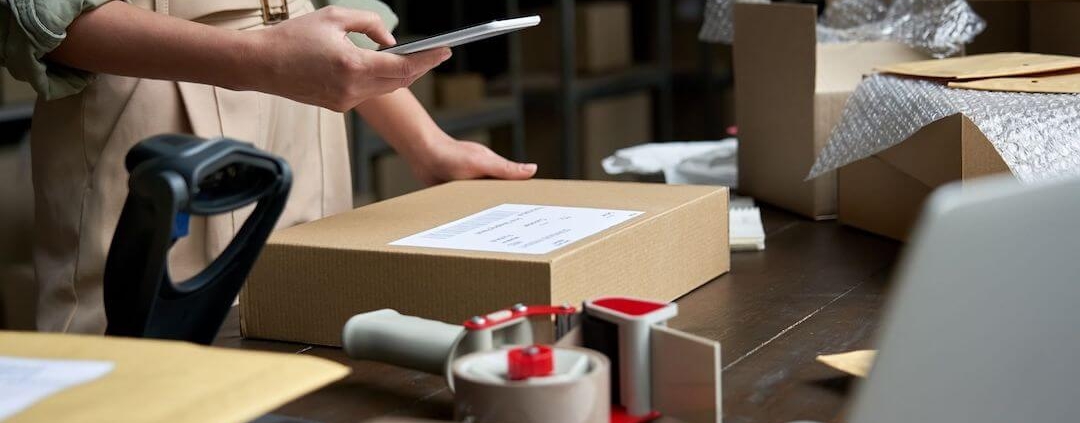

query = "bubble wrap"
[807,74,1080,183]
[699,0,985,58]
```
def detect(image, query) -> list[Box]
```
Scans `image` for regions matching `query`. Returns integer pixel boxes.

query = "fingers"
[365,48,451,79]
[325,6,396,46]
[477,151,538,180]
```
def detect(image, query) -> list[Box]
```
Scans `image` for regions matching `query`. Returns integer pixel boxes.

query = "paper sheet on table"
[0,357,114,420]
[816,349,877,377]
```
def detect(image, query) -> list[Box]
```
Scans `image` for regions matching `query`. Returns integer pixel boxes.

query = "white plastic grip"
[342,309,465,375]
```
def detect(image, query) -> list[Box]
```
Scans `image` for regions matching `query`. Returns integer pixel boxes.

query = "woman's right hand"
[245,6,451,112]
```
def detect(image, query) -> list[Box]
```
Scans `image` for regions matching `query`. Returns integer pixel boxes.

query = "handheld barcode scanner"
[104,134,291,345]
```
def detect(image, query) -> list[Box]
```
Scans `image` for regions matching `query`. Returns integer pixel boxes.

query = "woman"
[1,0,538,333]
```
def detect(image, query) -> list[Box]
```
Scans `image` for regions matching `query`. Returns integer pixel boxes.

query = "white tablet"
[379,16,542,55]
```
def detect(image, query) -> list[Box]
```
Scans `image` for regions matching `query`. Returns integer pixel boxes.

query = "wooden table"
[214,206,901,423]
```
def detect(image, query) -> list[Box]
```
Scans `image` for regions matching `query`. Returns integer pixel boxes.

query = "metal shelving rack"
[548,0,674,179]
[352,0,526,197]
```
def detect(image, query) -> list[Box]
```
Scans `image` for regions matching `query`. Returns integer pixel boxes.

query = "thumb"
[480,153,538,180]
[329,7,396,46]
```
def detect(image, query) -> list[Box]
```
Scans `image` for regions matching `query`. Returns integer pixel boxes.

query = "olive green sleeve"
[312,0,399,50]
[0,0,111,101]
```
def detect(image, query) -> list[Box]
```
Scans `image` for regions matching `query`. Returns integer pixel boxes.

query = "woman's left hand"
[405,135,537,186]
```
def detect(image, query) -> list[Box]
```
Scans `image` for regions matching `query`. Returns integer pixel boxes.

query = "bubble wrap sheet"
[807,74,1080,183]
[699,0,984,58]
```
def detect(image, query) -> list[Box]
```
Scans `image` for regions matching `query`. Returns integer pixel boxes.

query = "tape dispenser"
[343,297,721,423]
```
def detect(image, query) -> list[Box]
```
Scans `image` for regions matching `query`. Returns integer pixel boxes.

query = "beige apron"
[31,0,352,334]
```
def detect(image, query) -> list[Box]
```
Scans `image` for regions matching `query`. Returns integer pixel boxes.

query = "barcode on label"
[422,209,518,240]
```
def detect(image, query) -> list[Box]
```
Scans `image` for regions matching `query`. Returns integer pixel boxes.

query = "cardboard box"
[436,73,486,109]
[968,1,1080,56]
[583,92,653,180]
[410,72,436,110]
[523,93,653,180]
[241,179,729,346]
[522,1,633,74]
[838,114,1011,241]
[374,131,491,200]
[0,331,347,423]
[733,3,929,219]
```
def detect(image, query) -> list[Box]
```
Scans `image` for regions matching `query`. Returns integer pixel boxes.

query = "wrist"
[223,29,273,92]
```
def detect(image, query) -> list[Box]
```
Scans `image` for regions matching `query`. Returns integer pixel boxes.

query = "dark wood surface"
[215,206,901,423]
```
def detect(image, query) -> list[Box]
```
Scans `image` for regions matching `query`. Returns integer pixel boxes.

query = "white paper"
[0,356,114,420]
[390,204,643,255]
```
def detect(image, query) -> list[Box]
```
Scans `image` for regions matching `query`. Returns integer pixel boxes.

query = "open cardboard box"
[838,114,1010,241]
[241,179,729,346]
[837,53,1080,240]
[733,2,929,220]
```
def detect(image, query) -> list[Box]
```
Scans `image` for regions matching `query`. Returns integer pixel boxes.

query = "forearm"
[354,88,447,159]
[47,1,257,91]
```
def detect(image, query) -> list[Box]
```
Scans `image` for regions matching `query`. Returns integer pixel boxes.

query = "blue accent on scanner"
[173,212,190,240]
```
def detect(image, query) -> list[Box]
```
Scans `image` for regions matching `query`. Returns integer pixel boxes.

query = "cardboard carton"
[969,1,1080,56]
[522,1,633,74]
[523,92,653,180]
[583,92,653,181]
[733,3,928,219]
[0,331,347,423]
[241,179,729,346]
[838,114,1010,241]
[410,72,436,110]
[436,73,486,110]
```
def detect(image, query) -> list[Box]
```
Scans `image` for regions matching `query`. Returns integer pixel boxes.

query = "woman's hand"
[404,135,538,186]
[247,6,451,111]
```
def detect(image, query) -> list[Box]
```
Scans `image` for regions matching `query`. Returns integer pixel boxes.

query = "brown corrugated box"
[583,92,653,180]
[968,1,1080,56]
[835,53,1080,240]
[733,3,929,220]
[521,1,633,74]
[838,114,1010,241]
[241,179,729,346]
[436,72,486,109]
[523,92,653,180]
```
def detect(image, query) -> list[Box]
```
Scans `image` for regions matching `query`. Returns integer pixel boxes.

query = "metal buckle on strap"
[260,0,289,24]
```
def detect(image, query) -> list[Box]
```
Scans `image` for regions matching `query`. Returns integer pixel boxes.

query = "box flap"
[960,117,1012,179]
[650,325,721,423]
[0,331,348,423]
[734,2,821,217]
[816,41,929,94]
[948,71,1080,93]
[878,52,1080,80]
[875,114,964,188]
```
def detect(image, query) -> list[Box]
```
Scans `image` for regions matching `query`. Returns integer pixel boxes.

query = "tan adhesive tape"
[451,347,610,423]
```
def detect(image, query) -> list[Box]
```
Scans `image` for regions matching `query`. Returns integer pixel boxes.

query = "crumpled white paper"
[602,139,738,187]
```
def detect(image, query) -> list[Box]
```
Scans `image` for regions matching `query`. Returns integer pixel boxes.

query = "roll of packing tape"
[451,347,610,423]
